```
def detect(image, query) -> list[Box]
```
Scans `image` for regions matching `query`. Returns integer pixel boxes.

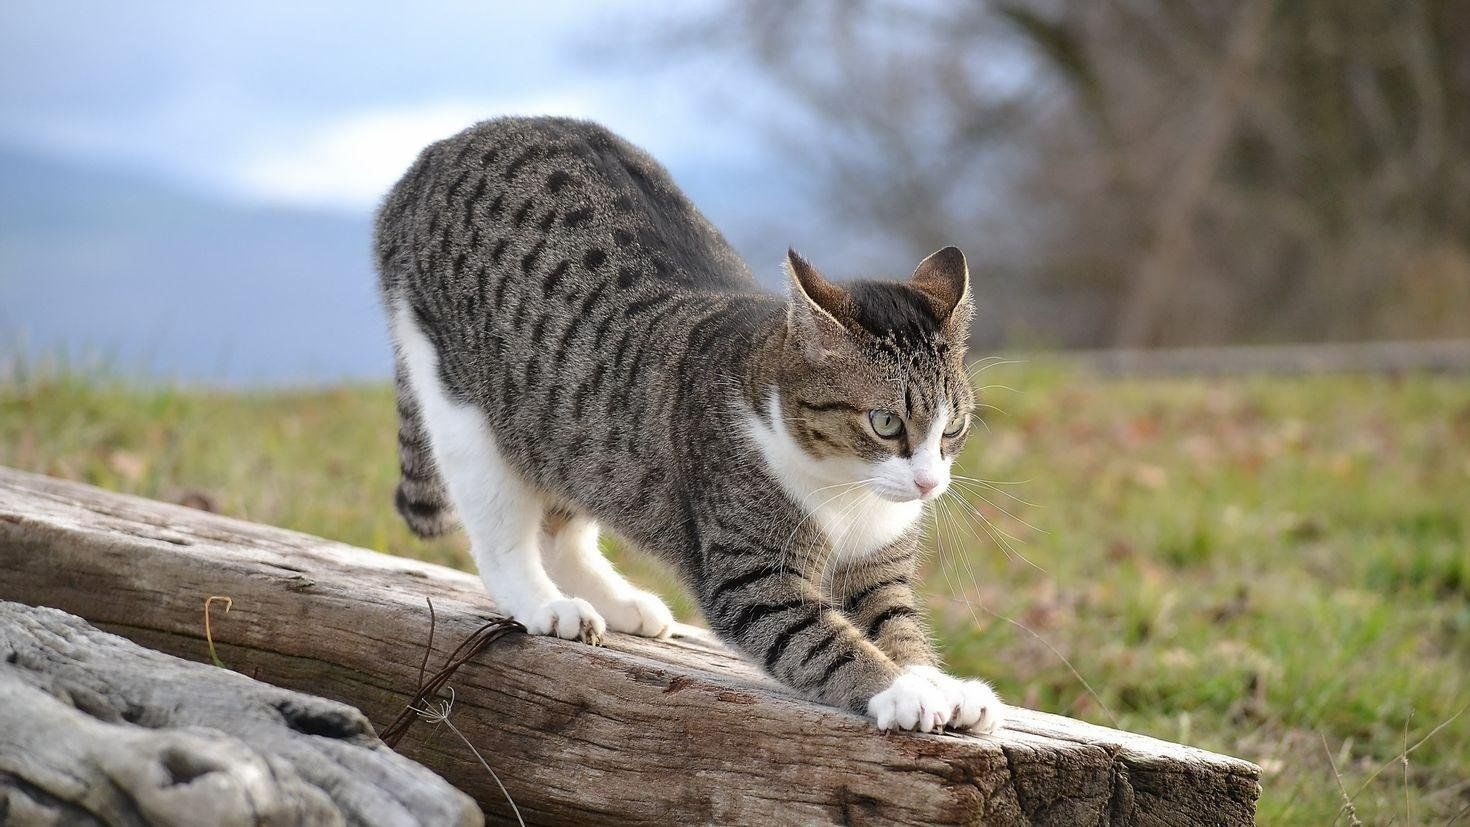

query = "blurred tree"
[663,0,1470,347]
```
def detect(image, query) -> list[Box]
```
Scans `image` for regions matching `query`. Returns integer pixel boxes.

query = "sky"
[0,2,775,214]
[0,2,816,384]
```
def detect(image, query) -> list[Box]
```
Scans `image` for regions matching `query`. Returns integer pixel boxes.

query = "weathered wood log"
[0,466,1261,825]
[0,600,480,827]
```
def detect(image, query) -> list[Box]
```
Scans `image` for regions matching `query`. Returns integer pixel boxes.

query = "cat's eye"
[868,410,904,438]
[943,415,967,438]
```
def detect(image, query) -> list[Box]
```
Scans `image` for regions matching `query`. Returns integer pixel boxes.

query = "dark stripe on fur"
[764,610,822,670]
[866,605,917,637]
[802,629,841,665]
[818,651,855,686]
[799,400,865,414]
[707,566,778,606]
[843,577,907,613]
[728,599,805,632]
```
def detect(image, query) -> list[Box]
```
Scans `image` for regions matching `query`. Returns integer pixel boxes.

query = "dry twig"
[203,595,232,669]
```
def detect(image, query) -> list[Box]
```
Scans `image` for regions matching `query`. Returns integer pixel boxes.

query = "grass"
[3,363,1467,822]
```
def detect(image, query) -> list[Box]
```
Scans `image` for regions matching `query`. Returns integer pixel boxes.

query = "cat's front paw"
[867,672,952,733]
[522,597,606,645]
[600,590,674,639]
[908,665,1006,734]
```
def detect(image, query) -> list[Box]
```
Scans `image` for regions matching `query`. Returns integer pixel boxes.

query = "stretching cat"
[375,116,1004,734]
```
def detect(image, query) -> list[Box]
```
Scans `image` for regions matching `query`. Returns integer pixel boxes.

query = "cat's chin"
[868,484,923,504]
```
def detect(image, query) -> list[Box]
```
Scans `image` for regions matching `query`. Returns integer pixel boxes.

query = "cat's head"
[766,246,976,504]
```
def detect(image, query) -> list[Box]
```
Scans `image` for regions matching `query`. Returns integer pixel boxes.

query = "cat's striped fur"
[375,116,1003,733]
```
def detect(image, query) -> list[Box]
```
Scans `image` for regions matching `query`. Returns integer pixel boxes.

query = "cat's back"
[376,117,778,538]
[376,116,757,303]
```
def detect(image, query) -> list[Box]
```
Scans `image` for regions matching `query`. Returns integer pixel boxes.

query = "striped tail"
[393,358,457,538]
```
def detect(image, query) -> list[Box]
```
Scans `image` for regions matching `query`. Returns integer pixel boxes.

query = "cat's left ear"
[785,249,859,362]
[910,246,974,342]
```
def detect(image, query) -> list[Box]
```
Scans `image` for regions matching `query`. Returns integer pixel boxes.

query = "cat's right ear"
[785,249,857,362]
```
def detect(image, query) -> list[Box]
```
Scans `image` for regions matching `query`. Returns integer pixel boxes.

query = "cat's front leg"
[834,546,1006,734]
[700,559,955,732]
[834,544,938,668]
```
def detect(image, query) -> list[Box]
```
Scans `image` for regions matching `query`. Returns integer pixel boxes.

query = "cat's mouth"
[868,482,927,504]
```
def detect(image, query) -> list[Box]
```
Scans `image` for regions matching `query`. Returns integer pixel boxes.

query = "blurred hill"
[0,143,812,384]
[0,147,388,384]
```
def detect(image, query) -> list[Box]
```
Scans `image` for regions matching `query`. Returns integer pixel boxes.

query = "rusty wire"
[381,597,524,748]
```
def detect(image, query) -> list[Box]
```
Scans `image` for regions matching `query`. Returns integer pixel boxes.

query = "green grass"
[3,364,1467,822]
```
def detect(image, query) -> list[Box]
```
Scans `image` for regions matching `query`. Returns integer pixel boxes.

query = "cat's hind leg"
[393,304,605,643]
[542,511,674,639]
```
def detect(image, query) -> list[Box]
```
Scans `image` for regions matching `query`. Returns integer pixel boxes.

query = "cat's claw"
[523,597,606,645]
[908,665,1006,734]
[600,590,674,639]
[867,672,952,733]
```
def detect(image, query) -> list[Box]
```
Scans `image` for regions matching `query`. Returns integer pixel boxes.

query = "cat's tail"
[392,356,457,538]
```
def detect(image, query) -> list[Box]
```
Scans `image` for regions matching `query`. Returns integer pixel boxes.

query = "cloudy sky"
[0,1,775,214]
[1,2,819,383]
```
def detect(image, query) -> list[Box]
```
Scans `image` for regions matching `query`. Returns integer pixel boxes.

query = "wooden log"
[0,600,480,827]
[0,466,1261,825]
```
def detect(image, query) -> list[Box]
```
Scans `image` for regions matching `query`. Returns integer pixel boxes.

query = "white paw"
[908,665,1006,734]
[867,672,952,733]
[600,590,674,638]
[521,597,606,645]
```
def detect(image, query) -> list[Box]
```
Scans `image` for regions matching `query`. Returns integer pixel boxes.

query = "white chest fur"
[807,486,922,562]
[743,393,923,562]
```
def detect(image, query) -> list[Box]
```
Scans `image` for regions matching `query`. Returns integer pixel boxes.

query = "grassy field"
[3,363,1467,823]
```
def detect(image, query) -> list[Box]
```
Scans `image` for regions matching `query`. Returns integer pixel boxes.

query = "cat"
[375,116,1004,734]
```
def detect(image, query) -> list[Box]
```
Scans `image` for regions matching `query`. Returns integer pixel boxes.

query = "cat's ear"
[785,249,858,361]
[910,245,974,342]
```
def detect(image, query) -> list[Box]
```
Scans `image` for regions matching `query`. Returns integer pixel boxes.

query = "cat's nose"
[913,474,939,497]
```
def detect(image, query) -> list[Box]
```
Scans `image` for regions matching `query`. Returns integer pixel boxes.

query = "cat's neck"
[718,305,923,562]
[739,388,924,564]
[737,310,796,418]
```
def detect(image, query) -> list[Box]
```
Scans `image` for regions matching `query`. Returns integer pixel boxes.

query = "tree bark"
[0,466,1260,825]
[0,600,480,827]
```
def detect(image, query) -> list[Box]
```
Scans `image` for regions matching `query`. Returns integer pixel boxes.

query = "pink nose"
[914,476,938,497]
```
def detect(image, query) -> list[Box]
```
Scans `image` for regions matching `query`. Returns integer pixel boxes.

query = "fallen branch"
[0,466,1260,824]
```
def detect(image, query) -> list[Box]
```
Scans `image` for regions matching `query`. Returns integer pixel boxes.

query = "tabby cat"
[375,116,1004,733]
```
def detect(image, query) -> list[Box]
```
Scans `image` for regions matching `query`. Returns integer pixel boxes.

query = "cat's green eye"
[943,415,967,438]
[868,410,904,438]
